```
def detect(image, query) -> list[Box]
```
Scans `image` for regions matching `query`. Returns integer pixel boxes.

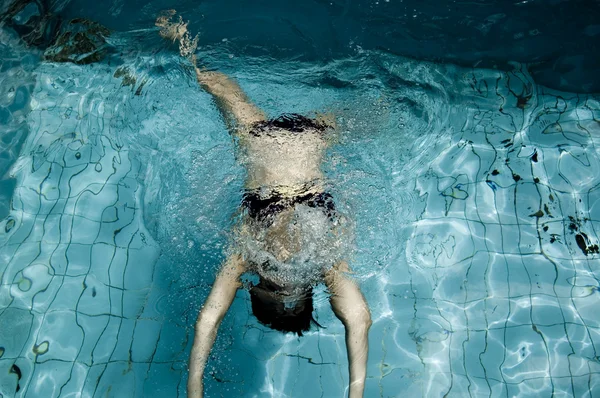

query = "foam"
[234,203,352,291]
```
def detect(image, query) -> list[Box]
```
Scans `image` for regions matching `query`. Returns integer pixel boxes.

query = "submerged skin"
[156,12,372,398]
[241,130,327,192]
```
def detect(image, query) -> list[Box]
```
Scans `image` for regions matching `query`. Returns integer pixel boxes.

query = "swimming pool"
[1,2,600,397]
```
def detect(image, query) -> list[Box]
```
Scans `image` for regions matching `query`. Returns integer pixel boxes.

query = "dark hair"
[249,114,331,136]
[249,278,316,336]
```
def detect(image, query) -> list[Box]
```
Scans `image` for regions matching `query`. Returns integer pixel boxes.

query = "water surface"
[1,24,600,397]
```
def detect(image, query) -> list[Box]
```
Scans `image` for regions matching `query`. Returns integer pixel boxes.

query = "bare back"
[239,129,327,193]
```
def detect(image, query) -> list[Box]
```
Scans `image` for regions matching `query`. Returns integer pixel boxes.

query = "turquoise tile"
[65,243,92,276]
[153,322,189,363]
[78,274,111,316]
[0,308,33,359]
[31,275,63,313]
[109,318,136,362]
[142,363,183,398]
[0,359,19,396]
[88,243,115,284]
[47,276,85,312]
[93,361,136,398]
[92,316,120,364]
[9,263,53,310]
[76,314,110,365]
[131,319,162,362]
[35,310,83,362]
[123,247,159,290]
[70,216,100,246]
[27,359,73,398]
[52,360,89,397]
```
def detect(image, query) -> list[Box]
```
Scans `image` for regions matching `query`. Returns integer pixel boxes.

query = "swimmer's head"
[249,278,316,336]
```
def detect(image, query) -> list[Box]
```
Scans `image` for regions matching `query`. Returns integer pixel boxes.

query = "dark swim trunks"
[242,190,336,224]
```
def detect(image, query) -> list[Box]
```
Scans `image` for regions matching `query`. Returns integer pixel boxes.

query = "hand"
[155,10,198,59]
[156,10,187,41]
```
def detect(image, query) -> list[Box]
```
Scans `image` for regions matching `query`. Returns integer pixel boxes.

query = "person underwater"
[155,11,372,398]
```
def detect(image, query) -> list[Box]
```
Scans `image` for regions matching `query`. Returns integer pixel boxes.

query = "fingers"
[155,9,176,28]
[179,31,199,58]
[155,10,198,59]
[155,10,189,44]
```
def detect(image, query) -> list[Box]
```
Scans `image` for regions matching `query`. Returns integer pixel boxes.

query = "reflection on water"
[1,24,600,397]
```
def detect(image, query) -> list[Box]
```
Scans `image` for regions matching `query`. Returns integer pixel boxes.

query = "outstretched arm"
[191,66,266,127]
[156,11,265,128]
[325,262,372,398]
[188,255,246,398]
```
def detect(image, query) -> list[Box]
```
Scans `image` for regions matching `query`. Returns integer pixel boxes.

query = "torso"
[233,118,341,291]
[239,127,327,195]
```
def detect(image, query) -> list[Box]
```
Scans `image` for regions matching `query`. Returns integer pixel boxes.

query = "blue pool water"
[1,3,600,397]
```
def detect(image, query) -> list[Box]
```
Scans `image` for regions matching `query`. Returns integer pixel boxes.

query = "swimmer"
[156,11,371,398]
